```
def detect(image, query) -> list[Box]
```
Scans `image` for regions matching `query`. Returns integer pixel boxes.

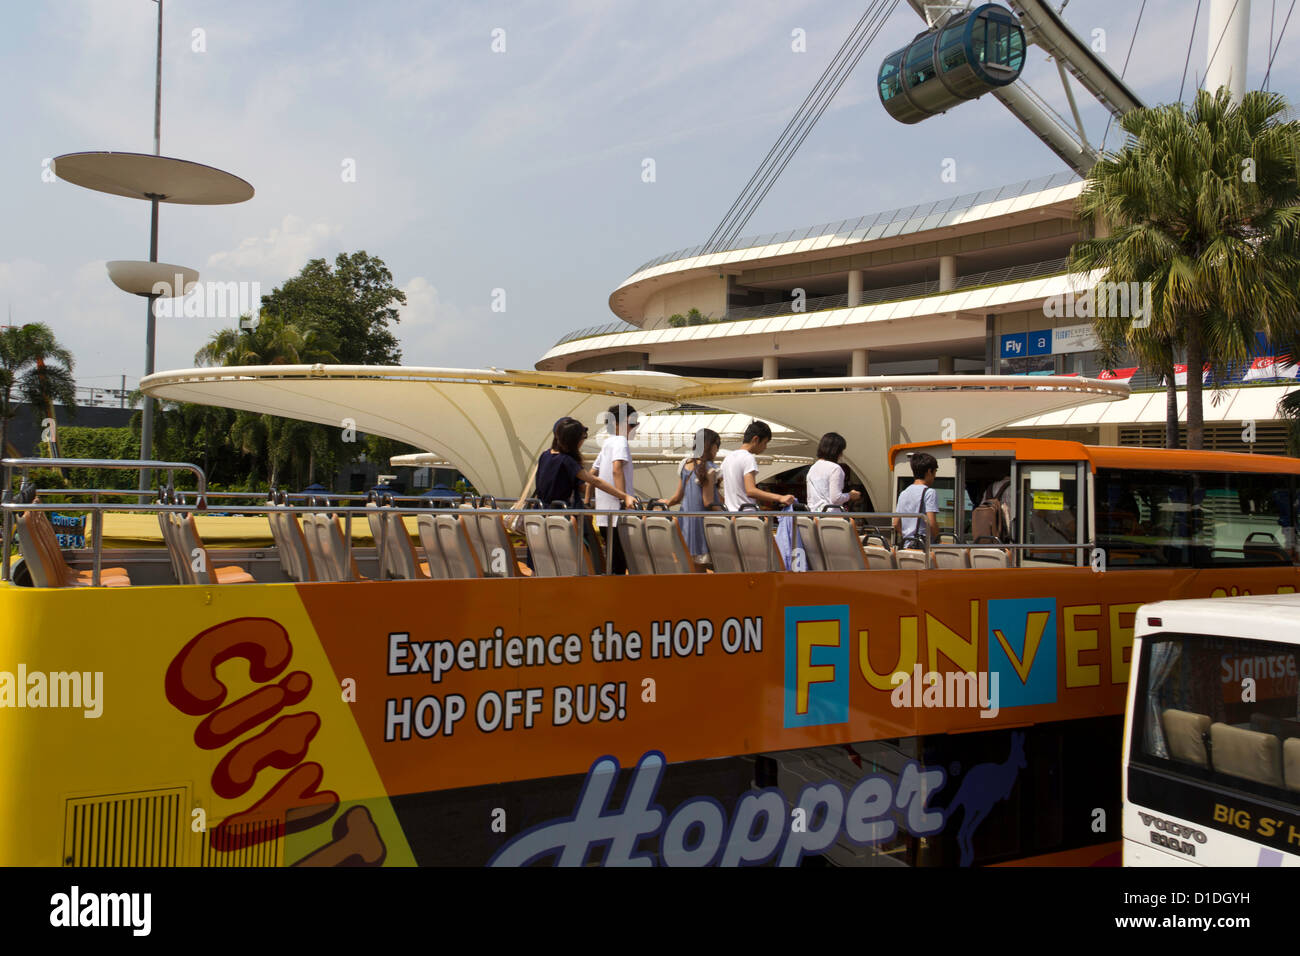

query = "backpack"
[971,478,1011,542]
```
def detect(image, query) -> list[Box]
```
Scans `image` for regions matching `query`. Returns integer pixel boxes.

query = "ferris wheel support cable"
[713,0,898,251]
[701,0,891,255]
[717,2,898,250]
[1263,0,1297,88]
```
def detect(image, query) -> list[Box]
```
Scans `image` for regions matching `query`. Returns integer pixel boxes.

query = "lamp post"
[51,0,253,499]
[140,0,162,493]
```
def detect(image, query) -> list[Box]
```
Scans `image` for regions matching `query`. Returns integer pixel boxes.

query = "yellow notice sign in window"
[1032,491,1065,511]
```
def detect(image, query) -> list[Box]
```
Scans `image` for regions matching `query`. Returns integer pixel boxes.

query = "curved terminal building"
[537,172,1298,461]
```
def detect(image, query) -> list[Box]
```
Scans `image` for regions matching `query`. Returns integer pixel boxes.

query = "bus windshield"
[1133,632,1300,805]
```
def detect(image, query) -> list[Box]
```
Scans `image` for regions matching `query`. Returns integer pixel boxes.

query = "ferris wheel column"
[1205,0,1251,103]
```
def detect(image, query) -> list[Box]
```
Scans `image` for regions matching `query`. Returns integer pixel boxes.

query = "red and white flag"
[1243,356,1299,381]
[1098,367,1137,383]
[1164,364,1212,386]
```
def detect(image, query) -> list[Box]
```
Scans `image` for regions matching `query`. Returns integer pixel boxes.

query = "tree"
[258,252,406,365]
[1071,88,1300,449]
[0,323,77,458]
[194,311,341,488]
[58,426,139,489]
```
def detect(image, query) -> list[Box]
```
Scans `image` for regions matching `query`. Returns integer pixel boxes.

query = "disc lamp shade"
[106,260,199,298]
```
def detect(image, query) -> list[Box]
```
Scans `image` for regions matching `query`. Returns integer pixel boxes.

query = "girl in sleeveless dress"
[664,428,721,571]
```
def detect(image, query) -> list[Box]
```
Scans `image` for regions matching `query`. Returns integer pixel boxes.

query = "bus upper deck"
[8,437,1300,590]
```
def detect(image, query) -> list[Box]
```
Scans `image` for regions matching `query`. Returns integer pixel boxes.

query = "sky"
[2,0,1298,396]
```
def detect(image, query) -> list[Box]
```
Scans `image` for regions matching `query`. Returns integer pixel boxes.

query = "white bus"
[1124,593,1300,866]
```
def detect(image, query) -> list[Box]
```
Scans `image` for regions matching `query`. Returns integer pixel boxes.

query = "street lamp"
[50,0,253,494]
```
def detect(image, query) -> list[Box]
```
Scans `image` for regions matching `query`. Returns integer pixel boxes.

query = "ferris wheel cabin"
[878,3,1026,125]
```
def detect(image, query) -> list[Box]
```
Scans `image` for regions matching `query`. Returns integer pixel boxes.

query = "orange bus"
[3,437,1298,867]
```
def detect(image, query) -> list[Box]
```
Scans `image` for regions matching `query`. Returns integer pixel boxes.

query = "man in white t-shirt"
[593,403,637,572]
[721,421,796,511]
[892,451,940,545]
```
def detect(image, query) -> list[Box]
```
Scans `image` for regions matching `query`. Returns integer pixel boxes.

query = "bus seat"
[365,503,393,577]
[266,504,294,577]
[30,508,130,585]
[457,505,491,571]
[617,516,652,574]
[157,512,188,583]
[703,515,743,573]
[970,547,1011,569]
[473,508,519,578]
[895,548,929,571]
[176,514,255,584]
[267,508,315,582]
[299,515,333,581]
[306,513,363,582]
[545,515,588,576]
[1285,738,1300,792]
[18,512,130,588]
[384,512,428,580]
[642,515,694,573]
[1210,722,1284,787]
[415,514,452,579]
[435,514,482,579]
[282,510,317,582]
[931,546,970,569]
[520,513,558,577]
[863,544,896,570]
[816,516,867,572]
[1160,709,1211,767]
[793,516,826,571]
[734,516,779,573]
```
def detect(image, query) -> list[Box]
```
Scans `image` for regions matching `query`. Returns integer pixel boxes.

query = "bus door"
[953,451,1014,542]
[1016,461,1086,567]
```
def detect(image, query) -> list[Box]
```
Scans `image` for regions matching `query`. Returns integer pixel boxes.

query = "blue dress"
[678,462,715,557]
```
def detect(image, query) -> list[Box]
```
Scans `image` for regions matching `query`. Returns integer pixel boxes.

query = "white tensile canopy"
[140,366,1127,505]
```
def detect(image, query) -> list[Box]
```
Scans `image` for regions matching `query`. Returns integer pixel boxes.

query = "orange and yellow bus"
[3,437,1299,867]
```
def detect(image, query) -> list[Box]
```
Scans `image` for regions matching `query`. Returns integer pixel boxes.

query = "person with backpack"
[970,476,1011,543]
[893,452,940,547]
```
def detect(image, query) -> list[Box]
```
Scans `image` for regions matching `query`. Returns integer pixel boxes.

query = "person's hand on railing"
[622,494,637,510]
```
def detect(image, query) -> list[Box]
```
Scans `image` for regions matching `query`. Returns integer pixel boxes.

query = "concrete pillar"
[851,348,869,377]
[762,356,779,380]
[938,355,955,375]
[939,255,957,292]
[1205,0,1250,103]
[847,269,863,307]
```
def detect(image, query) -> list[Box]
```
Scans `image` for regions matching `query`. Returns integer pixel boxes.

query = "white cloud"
[205,215,342,279]
[395,277,468,366]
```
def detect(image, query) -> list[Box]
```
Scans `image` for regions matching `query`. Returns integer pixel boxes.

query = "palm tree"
[0,323,77,458]
[1071,88,1300,449]
[195,312,339,487]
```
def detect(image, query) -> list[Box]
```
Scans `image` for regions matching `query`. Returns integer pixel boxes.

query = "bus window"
[1018,464,1080,565]
[1189,472,1297,566]
[1132,632,1300,806]
[1096,469,1298,568]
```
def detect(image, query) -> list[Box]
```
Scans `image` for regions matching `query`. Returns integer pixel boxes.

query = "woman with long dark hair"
[806,431,861,512]
[536,417,635,510]
[664,427,721,569]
